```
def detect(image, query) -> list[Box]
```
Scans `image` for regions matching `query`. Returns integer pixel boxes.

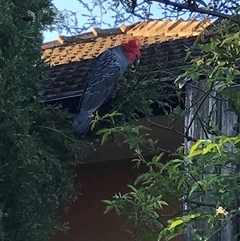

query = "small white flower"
[216,206,228,216]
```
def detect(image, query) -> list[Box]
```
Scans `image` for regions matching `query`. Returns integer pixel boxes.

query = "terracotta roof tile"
[42,19,212,101]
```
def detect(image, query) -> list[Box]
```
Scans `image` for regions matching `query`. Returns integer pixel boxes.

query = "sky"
[43,0,160,43]
[43,0,210,43]
[44,0,81,42]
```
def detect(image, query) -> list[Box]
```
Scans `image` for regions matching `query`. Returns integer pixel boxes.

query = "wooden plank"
[184,80,238,241]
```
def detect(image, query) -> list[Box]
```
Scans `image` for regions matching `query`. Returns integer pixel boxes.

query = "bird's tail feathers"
[72,111,93,135]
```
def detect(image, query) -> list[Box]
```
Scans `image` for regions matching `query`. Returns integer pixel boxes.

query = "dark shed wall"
[52,159,183,241]
[51,116,184,241]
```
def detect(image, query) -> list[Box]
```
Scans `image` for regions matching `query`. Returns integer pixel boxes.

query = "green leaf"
[157,200,168,207]
[188,139,212,158]
[187,149,202,158]
[169,219,184,230]
[101,131,110,144]
[152,153,164,163]
[127,184,138,193]
[103,205,113,214]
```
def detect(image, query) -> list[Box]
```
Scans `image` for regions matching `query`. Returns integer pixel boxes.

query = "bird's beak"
[131,58,140,69]
[135,59,140,65]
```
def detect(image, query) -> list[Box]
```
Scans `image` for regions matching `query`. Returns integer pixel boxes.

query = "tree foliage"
[0,1,86,240]
[95,9,240,241]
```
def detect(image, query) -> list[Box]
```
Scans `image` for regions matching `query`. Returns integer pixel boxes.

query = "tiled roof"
[42,19,212,102]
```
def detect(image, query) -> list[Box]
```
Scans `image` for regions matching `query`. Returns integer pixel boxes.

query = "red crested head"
[121,38,142,63]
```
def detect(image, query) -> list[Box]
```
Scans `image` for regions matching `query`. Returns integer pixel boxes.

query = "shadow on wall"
[81,115,184,164]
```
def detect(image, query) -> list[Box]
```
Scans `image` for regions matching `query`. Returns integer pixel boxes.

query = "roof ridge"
[42,21,143,49]
[42,19,212,50]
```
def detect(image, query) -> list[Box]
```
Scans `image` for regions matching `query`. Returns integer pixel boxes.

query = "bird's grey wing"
[78,50,120,115]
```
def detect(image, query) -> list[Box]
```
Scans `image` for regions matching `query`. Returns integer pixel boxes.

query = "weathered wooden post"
[184,80,238,241]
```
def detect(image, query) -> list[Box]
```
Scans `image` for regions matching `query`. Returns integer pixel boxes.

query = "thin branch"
[133,217,141,237]
[140,141,173,155]
[198,117,210,139]
[156,147,173,155]
[151,0,231,19]
[186,83,227,101]
[148,119,197,142]
[159,209,190,218]
[185,83,213,140]
[185,172,205,193]
[186,88,211,110]
[154,208,167,227]
[186,200,216,208]
[34,125,79,143]
[206,221,228,240]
